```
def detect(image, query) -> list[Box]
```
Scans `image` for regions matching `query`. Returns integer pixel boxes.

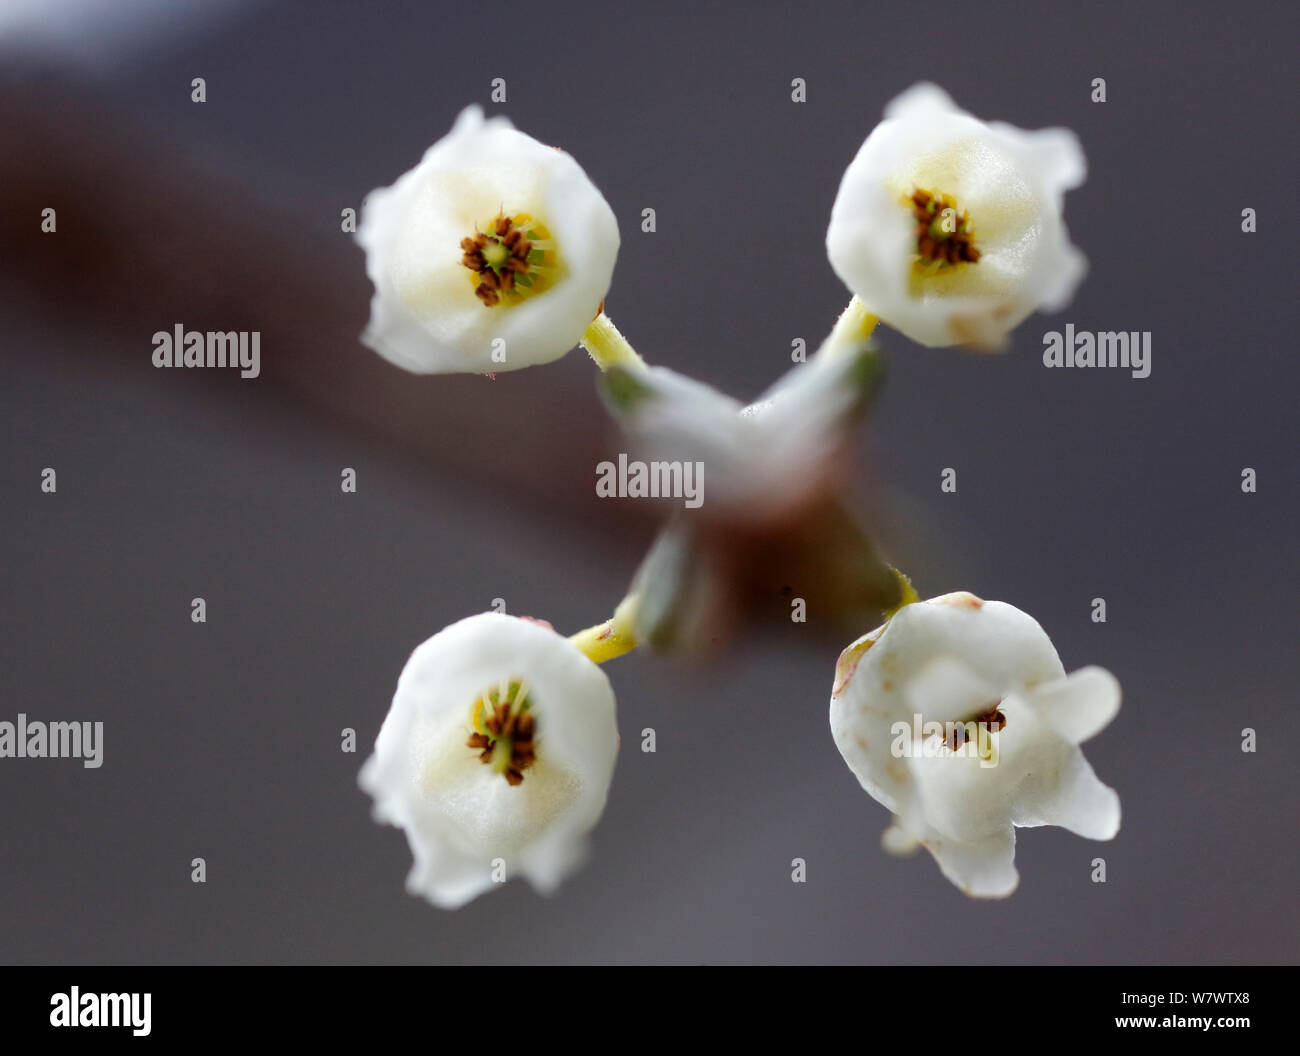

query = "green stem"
[882,567,919,620]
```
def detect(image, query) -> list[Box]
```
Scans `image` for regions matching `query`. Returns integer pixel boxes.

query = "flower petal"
[923,825,1019,899]
[1029,665,1121,745]
[1012,747,1121,840]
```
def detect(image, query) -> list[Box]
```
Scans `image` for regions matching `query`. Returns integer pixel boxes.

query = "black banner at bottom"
[0,967,1281,1044]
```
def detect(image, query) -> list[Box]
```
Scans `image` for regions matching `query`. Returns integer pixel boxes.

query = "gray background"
[1,0,1296,964]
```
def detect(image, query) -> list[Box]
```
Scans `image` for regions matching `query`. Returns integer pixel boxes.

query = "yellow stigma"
[466,679,537,786]
[459,211,559,308]
[906,189,980,269]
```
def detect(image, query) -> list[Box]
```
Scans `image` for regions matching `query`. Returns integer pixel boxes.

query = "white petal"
[883,82,960,122]
[891,657,1001,835]
[903,654,1001,725]
[910,692,1060,840]
[1029,665,1121,744]
[875,593,1066,692]
[881,820,920,857]
[1012,746,1121,840]
[923,825,1019,898]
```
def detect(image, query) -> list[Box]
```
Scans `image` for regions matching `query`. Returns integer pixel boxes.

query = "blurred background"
[0,0,1295,964]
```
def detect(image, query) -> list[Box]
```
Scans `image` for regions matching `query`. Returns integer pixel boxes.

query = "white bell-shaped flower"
[356,105,620,374]
[827,83,1086,350]
[829,592,1120,897]
[360,612,619,908]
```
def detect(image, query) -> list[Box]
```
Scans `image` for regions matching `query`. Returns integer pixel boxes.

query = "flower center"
[941,702,1005,761]
[459,212,557,307]
[466,679,537,786]
[907,188,981,268]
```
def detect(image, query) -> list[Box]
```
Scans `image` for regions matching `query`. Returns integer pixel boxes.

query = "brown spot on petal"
[517,615,556,632]
[932,591,985,610]
[833,630,883,698]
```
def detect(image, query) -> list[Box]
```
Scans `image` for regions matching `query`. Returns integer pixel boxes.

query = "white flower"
[826,83,1087,350]
[359,612,619,908]
[356,105,620,374]
[829,591,1120,897]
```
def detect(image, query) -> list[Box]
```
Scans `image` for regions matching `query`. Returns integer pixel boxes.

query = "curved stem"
[581,311,647,373]
[568,593,640,664]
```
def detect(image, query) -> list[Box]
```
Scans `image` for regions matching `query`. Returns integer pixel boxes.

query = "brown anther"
[470,692,538,784]
[909,189,980,265]
[942,704,1007,752]
[461,212,542,306]
[978,705,1007,733]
